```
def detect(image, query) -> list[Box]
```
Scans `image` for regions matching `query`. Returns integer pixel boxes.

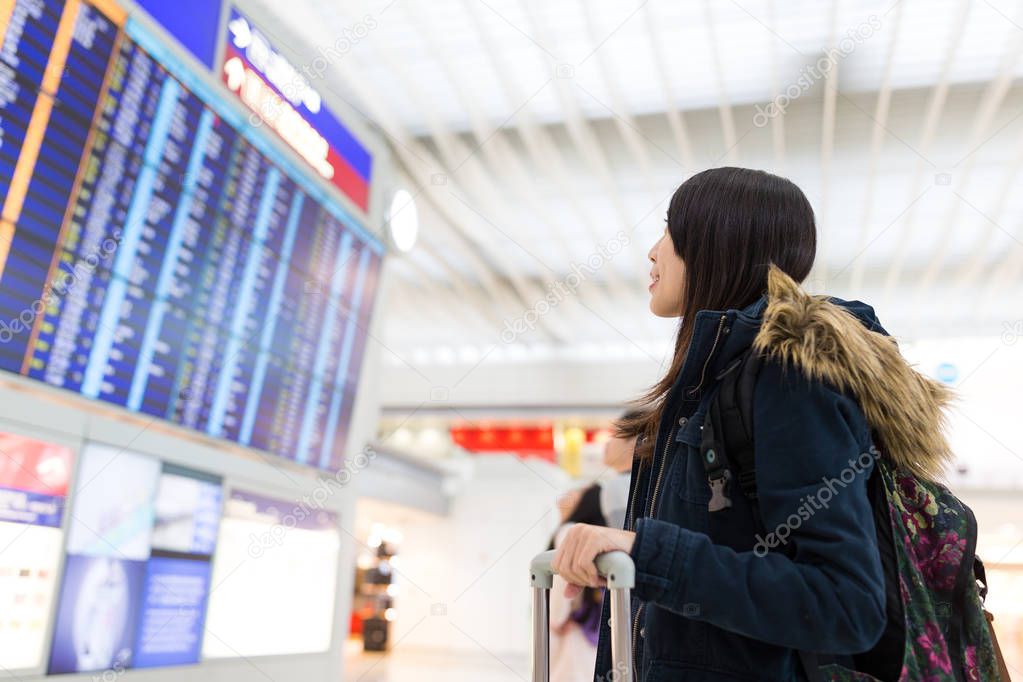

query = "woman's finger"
[578,532,602,586]
[569,527,599,587]
[560,524,588,585]
[551,525,571,574]
[553,524,579,581]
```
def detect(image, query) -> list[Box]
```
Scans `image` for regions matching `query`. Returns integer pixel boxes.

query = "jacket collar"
[645,295,766,467]
[670,294,768,401]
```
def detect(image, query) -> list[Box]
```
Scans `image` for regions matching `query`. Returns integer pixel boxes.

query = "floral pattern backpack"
[818,458,1009,681]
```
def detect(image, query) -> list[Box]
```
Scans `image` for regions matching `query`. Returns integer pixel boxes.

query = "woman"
[551,167,932,680]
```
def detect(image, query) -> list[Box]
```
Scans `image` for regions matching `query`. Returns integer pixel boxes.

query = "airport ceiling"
[251,0,1023,360]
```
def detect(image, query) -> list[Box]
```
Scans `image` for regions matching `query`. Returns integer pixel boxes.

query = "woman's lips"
[648,276,659,292]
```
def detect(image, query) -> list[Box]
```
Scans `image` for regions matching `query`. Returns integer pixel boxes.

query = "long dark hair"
[617,167,817,459]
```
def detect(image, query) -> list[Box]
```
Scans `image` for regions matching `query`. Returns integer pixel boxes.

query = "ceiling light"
[387,189,418,253]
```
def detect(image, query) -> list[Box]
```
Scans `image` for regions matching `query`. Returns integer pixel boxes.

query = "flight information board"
[0,0,383,471]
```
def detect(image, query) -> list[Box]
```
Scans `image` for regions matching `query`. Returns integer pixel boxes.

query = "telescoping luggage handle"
[529,549,636,682]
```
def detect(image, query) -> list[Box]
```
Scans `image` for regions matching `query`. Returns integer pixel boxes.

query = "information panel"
[0,429,74,674]
[48,442,223,674]
[202,487,339,658]
[0,0,383,472]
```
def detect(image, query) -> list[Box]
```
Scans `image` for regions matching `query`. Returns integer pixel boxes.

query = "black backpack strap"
[974,556,988,602]
[798,651,824,682]
[700,350,763,516]
[719,349,763,502]
[703,350,824,682]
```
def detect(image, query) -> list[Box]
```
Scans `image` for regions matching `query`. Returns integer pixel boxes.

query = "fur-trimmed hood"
[752,265,954,482]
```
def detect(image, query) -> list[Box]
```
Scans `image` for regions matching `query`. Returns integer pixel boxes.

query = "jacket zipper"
[626,457,641,533]
[647,314,727,520]
[629,314,728,677]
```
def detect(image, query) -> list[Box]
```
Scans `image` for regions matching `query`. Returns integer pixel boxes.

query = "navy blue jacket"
[592,292,888,681]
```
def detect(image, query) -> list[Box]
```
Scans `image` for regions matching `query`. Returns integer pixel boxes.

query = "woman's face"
[647,226,685,317]
[602,434,637,473]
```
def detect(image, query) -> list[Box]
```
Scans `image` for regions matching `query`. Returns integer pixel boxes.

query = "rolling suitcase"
[529,549,635,682]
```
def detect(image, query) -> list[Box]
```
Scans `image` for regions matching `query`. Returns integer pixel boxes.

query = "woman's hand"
[551,524,636,598]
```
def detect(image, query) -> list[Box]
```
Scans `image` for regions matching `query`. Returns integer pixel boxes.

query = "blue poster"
[133,556,213,668]
[48,556,146,674]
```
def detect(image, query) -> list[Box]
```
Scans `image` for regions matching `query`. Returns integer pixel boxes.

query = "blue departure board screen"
[0,0,383,472]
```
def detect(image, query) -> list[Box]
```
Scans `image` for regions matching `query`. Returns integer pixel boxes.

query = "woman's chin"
[648,298,682,318]
[648,301,670,318]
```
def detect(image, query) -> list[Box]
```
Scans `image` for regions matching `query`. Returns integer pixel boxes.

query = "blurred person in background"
[556,414,639,528]
[548,422,638,681]
[596,414,639,529]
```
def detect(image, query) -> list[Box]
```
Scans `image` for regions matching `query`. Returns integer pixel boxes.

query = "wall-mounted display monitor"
[202,487,339,658]
[0,0,383,473]
[0,430,74,674]
[48,442,223,673]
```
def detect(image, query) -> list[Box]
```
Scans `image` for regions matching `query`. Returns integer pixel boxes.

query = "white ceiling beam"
[912,19,1023,296]
[419,189,562,339]
[311,7,580,344]
[518,0,652,236]
[460,0,641,303]
[957,127,1023,290]
[642,2,695,172]
[402,1,573,254]
[349,10,649,347]
[461,0,656,340]
[766,0,786,173]
[849,0,904,292]
[401,0,623,334]
[975,123,1023,316]
[404,241,514,334]
[815,0,840,289]
[703,0,739,163]
[573,2,683,342]
[390,274,495,345]
[577,0,660,198]
[980,232,1023,316]
[468,0,666,341]
[880,0,973,305]
[413,179,573,342]
[241,7,533,329]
